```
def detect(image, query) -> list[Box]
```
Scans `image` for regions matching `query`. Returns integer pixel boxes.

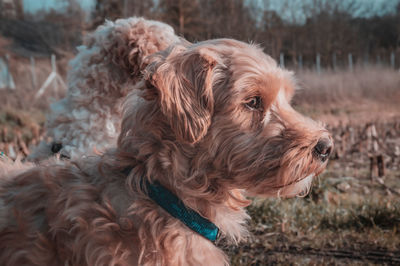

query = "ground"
[1,64,399,265]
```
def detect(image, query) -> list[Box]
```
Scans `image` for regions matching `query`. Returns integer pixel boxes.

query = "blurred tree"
[0,0,398,67]
[0,0,24,19]
[122,0,154,18]
[91,0,123,29]
[395,1,400,51]
[198,0,259,42]
[91,0,155,30]
[0,0,85,56]
[158,0,202,41]
[261,9,284,59]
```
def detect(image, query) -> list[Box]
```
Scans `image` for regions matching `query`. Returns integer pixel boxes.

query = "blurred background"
[0,0,399,264]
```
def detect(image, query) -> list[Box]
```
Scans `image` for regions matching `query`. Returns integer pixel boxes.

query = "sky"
[22,0,399,18]
[23,0,96,14]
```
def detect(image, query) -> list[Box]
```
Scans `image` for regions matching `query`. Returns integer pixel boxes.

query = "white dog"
[29,17,180,161]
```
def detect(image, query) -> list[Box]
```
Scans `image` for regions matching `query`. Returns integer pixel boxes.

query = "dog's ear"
[144,45,218,144]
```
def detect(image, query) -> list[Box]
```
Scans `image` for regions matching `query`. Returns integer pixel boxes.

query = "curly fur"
[0,37,332,265]
[29,17,181,161]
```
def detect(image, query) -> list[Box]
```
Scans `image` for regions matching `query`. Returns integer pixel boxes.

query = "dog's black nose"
[313,137,333,162]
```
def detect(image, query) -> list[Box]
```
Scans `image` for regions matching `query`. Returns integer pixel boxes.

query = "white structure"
[0,55,15,89]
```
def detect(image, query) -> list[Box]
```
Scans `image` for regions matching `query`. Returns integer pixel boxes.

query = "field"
[1,60,400,265]
[225,68,400,265]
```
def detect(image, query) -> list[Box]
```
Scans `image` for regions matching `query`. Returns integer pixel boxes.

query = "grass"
[248,174,400,233]
[226,164,400,265]
[0,106,45,141]
[249,192,400,235]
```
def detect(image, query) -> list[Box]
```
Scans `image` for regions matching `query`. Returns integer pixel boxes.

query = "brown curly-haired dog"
[0,39,332,265]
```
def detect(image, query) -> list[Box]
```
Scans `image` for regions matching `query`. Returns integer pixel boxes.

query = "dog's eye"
[245,96,262,110]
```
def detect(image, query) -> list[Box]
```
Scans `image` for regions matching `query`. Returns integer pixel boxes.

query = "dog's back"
[0,158,62,264]
[0,157,140,265]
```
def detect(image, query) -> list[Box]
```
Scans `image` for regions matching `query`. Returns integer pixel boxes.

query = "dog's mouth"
[272,152,329,198]
[275,174,315,198]
[248,173,316,198]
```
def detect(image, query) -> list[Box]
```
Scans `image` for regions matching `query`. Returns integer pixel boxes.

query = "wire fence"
[0,53,67,99]
[279,51,399,72]
[0,50,398,94]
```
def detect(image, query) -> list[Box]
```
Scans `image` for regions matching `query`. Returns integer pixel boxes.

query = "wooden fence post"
[5,54,10,89]
[377,154,385,177]
[35,54,66,99]
[390,52,395,69]
[279,52,285,68]
[299,54,303,70]
[51,54,58,96]
[30,56,37,90]
[298,54,303,70]
[332,52,337,71]
[363,54,369,68]
[366,124,385,179]
[377,55,381,66]
[316,53,321,74]
[4,54,15,89]
[348,53,353,72]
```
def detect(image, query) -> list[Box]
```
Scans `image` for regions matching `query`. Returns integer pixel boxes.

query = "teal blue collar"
[145,180,220,242]
[123,168,219,242]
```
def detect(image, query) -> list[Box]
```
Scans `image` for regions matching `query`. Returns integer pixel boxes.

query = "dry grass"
[294,67,400,125]
[296,67,400,104]
[0,106,44,139]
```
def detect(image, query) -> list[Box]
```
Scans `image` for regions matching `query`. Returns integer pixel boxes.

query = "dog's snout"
[313,137,333,162]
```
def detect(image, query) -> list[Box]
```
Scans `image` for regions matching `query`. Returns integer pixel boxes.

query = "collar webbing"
[123,168,219,242]
[145,180,219,242]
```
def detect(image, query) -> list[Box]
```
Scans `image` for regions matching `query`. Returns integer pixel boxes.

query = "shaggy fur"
[0,38,332,265]
[29,17,181,161]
